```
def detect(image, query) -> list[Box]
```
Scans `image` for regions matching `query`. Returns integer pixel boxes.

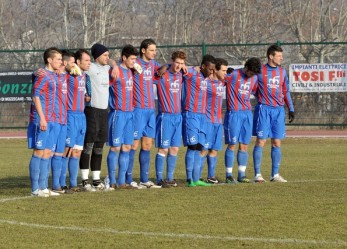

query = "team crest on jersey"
[169,80,180,93]
[133,131,139,137]
[216,83,224,97]
[200,79,208,91]
[126,77,133,91]
[232,136,237,144]
[143,66,152,80]
[267,76,280,89]
[257,131,264,137]
[189,136,197,143]
[66,137,71,144]
[238,81,251,95]
[113,138,120,144]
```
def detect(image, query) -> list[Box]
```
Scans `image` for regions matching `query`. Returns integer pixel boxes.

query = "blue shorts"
[182,112,207,146]
[108,110,134,147]
[52,123,67,153]
[204,122,223,151]
[133,108,156,139]
[155,113,182,148]
[224,110,253,145]
[66,112,86,150]
[252,104,286,139]
[27,122,56,150]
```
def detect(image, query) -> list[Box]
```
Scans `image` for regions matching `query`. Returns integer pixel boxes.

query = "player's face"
[96,51,110,66]
[171,58,185,73]
[142,44,157,61]
[49,53,62,71]
[215,65,228,80]
[64,56,76,72]
[78,52,91,71]
[269,51,283,67]
[201,63,215,77]
[123,55,137,69]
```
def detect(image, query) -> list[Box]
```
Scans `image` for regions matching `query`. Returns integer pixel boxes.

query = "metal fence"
[0,41,346,129]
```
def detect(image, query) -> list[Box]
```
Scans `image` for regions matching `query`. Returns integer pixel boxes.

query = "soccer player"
[63,49,91,191]
[126,39,161,189]
[154,51,186,187]
[27,47,62,197]
[50,50,73,194]
[224,57,261,184]
[79,43,110,191]
[182,54,216,187]
[107,44,138,190]
[199,58,228,184]
[252,45,295,183]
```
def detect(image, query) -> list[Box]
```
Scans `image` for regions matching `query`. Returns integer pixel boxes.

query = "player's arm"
[32,76,47,131]
[109,59,120,80]
[283,71,295,123]
[85,74,91,103]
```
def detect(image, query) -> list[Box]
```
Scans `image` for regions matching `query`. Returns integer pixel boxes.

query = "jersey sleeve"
[32,75,47,97]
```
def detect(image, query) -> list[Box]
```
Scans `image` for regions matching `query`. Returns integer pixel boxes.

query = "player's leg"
[237,111,252,183]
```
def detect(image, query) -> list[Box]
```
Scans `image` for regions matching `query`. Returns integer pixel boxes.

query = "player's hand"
[133,62,143,74]
[70,64,82,76]
[289,111,295,123]
[157,65,168,77]
[34,68,45,77]
[40,118,47,131]
[194,66,201,73]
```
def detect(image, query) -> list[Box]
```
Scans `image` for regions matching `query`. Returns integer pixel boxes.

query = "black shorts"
[84,106,108,143]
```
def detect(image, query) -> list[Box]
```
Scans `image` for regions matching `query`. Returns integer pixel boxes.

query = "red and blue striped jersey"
[66,72,88,113]
[55,73,68,124]
[205,78,224,124]
[154,70,183,114]
[182,68,208,114]
[133,58,160,109]
[30,68,57,123]
[224,69,258,111]
[109,66,134,111]
[256,64,294,111]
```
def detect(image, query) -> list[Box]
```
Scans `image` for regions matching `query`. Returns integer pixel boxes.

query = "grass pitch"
[0,138,346,249]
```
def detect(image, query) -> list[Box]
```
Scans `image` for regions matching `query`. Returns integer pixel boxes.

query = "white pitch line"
[0,196,33,203]
[0,219,345,246]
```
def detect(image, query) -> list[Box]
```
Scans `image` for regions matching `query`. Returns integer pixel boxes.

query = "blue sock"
[60,156,68,187]
[46,157,52,189]
[68,157,79,187]
[140,149,150,183]
[225,148,235,178]
[155,153,165,183]
[29,155,41,192]
[199,155,207,179]
[126,149,136,184]
[237,150,248,179]
[271,146,282,177]
[167,154,177,181]
[38,158,49,190]
[118,150,129,185]
[207,155,217,178]
[51,155,62,190]
[185,149,195,181]
[192,151,202,182]
[107,150,119,185]
[253,145,263,176]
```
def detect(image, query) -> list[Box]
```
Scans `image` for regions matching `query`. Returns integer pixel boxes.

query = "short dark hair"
[171,51,187,61]
[140,39,156,57]
[43,47,62,65]
[226,67,234,74]
[215,58,228,71]
[267,44,283,59]
[201,54,216,67]
[244,57,262,74]
[75,49,91,62]
[61,49,75,62]
[121,44,139,60]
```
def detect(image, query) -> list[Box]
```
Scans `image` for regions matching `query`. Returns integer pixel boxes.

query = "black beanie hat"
[91,43,108,60]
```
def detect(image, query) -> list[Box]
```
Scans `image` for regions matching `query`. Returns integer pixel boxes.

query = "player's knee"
[82,143,94,155]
